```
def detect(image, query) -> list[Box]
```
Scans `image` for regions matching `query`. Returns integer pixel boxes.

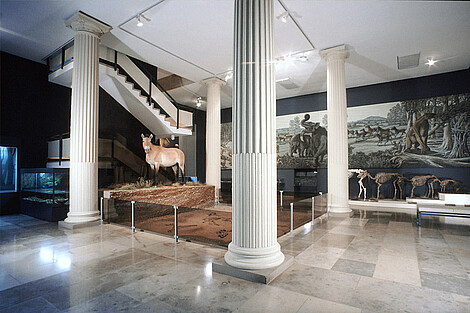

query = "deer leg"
[377,183,382,200]
[172,165,178,182]
[154,163,160,185]
[411,186,415,198]
[398,183,403,200]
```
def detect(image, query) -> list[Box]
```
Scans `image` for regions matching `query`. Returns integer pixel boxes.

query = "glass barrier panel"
[314,193,328,218]
[277,192,315,237]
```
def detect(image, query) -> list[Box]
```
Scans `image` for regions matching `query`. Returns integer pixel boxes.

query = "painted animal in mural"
[409,175,437,198]
[289,114,327,165]
[405,112,435,154]
[310,123,327,166]
[141,134,185,183]
[290,134,312,157]
[366,172,402,200]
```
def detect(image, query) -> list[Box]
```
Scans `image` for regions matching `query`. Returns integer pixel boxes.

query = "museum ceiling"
[1,0,469,110]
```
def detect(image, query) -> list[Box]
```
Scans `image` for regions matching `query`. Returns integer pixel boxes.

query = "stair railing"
[45,40,194,131]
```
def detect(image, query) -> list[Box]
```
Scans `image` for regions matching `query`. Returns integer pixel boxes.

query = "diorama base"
[212,254,294,284]
[58,220,101,230]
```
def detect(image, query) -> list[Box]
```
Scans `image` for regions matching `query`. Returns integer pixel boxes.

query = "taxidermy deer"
[141,134,185,184]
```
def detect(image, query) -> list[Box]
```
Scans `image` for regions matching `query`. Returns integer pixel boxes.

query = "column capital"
[320,44,349,62]
[66,11,112,37]
[203,77,226,87]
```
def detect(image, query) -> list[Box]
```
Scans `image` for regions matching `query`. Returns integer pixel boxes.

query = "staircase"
[47,44,193,138]
[47,134,148,186]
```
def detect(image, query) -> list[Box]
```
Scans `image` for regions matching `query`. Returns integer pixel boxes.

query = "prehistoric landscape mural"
[221,93,470,169]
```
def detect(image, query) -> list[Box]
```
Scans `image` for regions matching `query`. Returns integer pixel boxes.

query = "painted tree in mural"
[394,93,470,166]
[386,103,407,125]
[445,95,470,158]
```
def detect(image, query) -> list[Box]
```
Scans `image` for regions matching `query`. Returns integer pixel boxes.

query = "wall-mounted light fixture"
[196,97,202,107]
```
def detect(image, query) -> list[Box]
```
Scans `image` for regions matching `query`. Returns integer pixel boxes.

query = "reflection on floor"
[1,212,469,312]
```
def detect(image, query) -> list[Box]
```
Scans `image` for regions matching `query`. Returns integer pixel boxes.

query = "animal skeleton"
[366,172,402,200]
[348,169,368,200]
[409,175,437,198]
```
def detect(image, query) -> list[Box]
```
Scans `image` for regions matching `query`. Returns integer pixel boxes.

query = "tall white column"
[204,77,225,196]
[225,0,284,270]
[320,45,351,214]
[64,12,111,223]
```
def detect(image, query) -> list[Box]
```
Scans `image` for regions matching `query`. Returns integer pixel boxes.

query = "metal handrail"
[45,40,195,129]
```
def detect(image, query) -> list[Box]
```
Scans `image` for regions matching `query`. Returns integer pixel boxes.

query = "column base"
[328,203,351,214]
[213,254,293,284]
[59,220,101,230]
[224,242,285,270]
[64,211,100,224]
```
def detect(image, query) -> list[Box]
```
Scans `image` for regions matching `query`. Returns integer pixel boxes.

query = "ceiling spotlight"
[299,55,308,62]
[136,13,151,27]
[277,11,289,23]
[196,97,202,108]
[224,71,233,82]
[425,59,437,66]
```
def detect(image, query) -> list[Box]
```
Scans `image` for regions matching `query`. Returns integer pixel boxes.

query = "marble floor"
[1,212,469,312]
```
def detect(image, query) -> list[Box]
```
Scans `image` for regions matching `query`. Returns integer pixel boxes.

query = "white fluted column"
[225,0,284,270]
[320,45,351,214]
[64,12,111,223]
[204,77,225,197]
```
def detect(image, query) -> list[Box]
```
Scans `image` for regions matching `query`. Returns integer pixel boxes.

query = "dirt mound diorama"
[102,134,321,247]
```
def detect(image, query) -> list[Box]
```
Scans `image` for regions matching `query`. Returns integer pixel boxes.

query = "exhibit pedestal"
[212,254,294,284]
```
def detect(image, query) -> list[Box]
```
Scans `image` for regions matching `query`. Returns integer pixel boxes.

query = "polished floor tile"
[374,253,421,286]
[237,286,308,313]
[421,272,470,297]
[332,258,376,277]
[1,213,469,312]
[295,245,345,269]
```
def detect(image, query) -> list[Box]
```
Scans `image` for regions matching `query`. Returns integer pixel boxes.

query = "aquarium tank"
[0,146,18,193]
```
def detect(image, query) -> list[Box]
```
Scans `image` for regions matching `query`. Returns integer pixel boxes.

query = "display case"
[294,169,318,194]
[0,146,18,193]
[20,168,69,221]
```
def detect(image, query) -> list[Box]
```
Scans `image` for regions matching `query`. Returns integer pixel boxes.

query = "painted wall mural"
[221,93,470,169]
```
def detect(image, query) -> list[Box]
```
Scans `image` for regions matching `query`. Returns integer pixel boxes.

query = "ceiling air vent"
[397,53,420,70]
[276,78,299,90]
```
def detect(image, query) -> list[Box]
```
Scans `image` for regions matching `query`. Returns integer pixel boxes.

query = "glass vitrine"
[20,168,69,221]
[0,146,18,193]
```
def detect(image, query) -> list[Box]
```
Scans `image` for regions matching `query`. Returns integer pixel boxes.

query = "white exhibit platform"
[349,199,417,214]
[410,193,470,226]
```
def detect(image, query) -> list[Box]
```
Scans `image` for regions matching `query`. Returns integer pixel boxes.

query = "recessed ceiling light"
[425,59,437,66]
